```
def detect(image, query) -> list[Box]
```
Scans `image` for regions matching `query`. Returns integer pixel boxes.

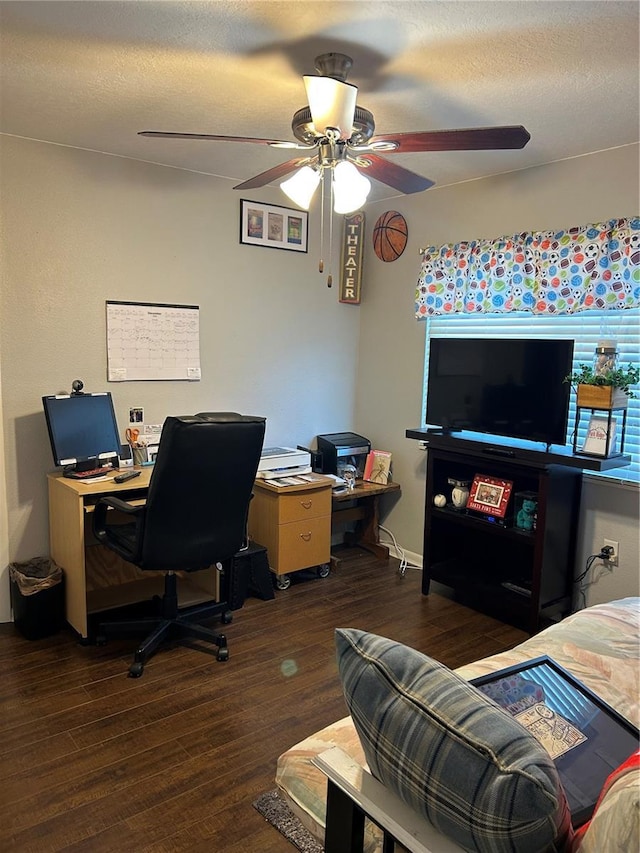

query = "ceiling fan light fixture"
[332,160,371,214]
[303,76,357,140]
[280,165,321,209]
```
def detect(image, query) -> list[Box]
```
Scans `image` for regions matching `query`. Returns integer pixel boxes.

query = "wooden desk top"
[48,466,153,496]
[332,479,400,503]
[253,473,334,494]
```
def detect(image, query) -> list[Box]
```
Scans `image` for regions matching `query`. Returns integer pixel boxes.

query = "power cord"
[378,525,422,577]
[574,546,614,608]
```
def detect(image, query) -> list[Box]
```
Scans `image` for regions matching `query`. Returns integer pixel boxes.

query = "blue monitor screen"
[42,393,121,469]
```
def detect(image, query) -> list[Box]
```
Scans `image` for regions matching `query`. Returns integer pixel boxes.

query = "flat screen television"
[425,338,574,447]
[42,392,122,474]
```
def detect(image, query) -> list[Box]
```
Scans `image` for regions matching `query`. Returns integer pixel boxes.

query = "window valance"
[415,216,640,318]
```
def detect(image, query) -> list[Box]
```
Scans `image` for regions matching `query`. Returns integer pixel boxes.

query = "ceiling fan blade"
[369,125,531,153]
[303,76,357,140]
[233,156,317,190]
[356,154,435,194]
[138,131,300,148]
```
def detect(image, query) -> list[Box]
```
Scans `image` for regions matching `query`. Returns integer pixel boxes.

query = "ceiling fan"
[139,51,531,212]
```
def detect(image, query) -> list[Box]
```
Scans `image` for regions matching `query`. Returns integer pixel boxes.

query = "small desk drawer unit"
[249,479,332,583]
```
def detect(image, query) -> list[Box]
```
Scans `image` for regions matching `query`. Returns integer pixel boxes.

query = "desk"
[47,470,219,639]
[331,480,401,561]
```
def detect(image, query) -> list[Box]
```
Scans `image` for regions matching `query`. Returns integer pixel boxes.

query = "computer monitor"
[42,392,122,475]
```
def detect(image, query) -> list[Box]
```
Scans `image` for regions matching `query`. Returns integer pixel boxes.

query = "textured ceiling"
[1,1,638,204]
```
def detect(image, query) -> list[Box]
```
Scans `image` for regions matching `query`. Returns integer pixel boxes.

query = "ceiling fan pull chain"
[327,174,334,288]
[319,170,325,275]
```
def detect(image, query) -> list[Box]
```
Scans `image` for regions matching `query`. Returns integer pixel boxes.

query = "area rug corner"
[253,788,323,853]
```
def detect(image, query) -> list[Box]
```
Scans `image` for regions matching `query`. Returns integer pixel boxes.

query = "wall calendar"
[106,300,201,382]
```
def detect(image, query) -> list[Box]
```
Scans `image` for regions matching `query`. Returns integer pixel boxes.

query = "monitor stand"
[63,458,115,479]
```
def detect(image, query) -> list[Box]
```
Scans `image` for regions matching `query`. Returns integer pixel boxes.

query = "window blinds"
[423,309,639,484]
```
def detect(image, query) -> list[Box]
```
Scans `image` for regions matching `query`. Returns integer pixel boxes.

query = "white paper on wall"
[106,300,201,381]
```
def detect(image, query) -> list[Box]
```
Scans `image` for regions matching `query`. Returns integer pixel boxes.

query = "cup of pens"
[126,428,147,466]
[132,445,148,466]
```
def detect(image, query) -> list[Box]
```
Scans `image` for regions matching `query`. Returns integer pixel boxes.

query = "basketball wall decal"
[373,211,408,262]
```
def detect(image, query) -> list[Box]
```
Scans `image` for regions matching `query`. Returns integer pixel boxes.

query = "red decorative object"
[466,474,513,519]
[372,211,408,262]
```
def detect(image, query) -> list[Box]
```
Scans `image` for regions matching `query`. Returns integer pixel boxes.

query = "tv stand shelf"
[406,428,631,472]
[405,430,618,634]
[431,505,537,542]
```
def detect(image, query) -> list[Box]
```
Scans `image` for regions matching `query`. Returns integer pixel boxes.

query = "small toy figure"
[342,464,357,491]
[517,498,537,532]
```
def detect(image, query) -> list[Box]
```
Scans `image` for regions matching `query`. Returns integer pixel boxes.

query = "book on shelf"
[363,450,392,485]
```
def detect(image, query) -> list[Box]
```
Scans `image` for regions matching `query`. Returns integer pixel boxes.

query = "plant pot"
[576,384,629,410]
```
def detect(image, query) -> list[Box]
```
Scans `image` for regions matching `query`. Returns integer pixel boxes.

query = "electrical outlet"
[603,538,619,565]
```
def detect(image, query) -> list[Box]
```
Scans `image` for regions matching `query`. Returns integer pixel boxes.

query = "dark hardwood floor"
[0,549,527,852]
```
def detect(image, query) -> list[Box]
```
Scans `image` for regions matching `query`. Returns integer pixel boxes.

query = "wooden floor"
[0,550,527,852]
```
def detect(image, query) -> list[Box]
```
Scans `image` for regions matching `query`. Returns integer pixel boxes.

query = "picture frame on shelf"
[582,415,617,457]
[363,450,392,485]
[239,199,308,253]
[466,474,513,519]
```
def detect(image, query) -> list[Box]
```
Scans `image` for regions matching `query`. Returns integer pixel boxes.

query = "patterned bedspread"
[276,598,640,852]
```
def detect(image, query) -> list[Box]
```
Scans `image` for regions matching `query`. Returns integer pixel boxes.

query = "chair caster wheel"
[317,563,330,578]
[275,574,291,590]
[217,647,229,662]
[95,634,107,646]
[128,662,144,678]
[221,611,233,625]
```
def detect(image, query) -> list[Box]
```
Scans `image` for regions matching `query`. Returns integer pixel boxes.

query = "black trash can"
[9,557,65,640]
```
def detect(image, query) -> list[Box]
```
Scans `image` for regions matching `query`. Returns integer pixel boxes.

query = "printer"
[315,432,371,479]
[256,446,312,479]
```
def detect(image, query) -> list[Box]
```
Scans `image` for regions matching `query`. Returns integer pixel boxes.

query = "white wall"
[355,144,640,606]
[0,136,361,622]
[1,138,638,625]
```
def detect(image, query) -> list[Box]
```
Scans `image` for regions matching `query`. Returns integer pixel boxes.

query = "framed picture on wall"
[239,199,308,253]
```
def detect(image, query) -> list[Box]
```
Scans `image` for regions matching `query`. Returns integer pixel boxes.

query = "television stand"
[406,429,630,633]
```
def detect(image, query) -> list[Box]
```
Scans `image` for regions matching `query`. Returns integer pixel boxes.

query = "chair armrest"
[312,747,463,853]
[93,496,144,543]
[98,496,142,514]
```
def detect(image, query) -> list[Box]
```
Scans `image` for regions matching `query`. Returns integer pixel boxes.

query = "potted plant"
[564,362,640,409]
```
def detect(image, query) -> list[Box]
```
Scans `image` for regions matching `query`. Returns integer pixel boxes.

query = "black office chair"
[92,412,266,677]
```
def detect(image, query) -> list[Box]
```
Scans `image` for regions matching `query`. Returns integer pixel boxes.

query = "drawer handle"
[300,532,312,541]
[300,500,313,509]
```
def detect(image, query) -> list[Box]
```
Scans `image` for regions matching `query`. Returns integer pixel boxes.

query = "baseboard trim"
[386,544,423,569]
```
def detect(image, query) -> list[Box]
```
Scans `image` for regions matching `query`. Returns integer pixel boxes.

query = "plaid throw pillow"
[336,628,574,853]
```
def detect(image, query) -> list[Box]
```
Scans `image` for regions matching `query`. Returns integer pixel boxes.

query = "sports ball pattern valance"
[415,217,640,317]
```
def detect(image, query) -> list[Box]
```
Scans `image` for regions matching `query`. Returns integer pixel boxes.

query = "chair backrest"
[138,413,265,570]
